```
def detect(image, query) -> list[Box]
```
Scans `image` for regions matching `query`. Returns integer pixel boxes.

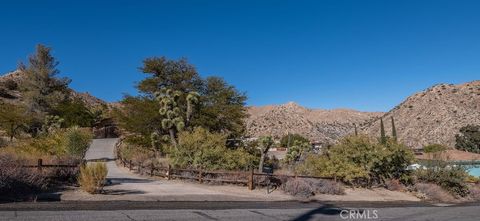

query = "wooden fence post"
[248,168,254,190]
[150,163,154,176]
[129,160,132,170]
[167,165,171,180]
[37,159,43,172]
[198,168,203,184]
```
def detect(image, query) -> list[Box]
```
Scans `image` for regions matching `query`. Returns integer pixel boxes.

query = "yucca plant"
[154,87,200,148]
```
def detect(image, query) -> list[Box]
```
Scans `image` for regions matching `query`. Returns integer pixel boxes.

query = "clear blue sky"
[1,0,479,112]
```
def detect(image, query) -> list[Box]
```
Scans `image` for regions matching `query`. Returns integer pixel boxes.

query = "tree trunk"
[258,152,265,173]
[169,129,178,148]
[9,124,14,142]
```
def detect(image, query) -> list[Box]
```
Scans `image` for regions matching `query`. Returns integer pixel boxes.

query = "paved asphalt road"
[0,201,479,220]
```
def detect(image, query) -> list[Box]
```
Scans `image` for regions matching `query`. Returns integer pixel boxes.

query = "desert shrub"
[0,153,47,196]
[223,148,258,170]
[415,165,470,197]
[203,172,248,185]
[424,144,447,153]
[78,163,108,194]
[0,154,80,197]
[124,135,152,148]
[118,142,152,164]
[465,175,480,183]
[46,156,82,182]
[0,137,7,148]
[468,184,480,201]
[171,127,257,170]
[281,178,314,198]
[10,127,93,158]
[280,134,309,148]
[296,135,414,186]
[0,88,10,98]
[305,178,345,195]
[385,179,405,191]
[64,127,93,157]
[280,178,344,198]
[455,125,480,153]
[415,183,456,202]
[3,79,18,90]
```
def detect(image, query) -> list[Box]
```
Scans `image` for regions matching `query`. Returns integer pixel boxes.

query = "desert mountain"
[364,81,480,148]
[246,102,383,144]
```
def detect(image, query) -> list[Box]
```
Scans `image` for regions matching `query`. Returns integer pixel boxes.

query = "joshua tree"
[41,115,64,135]
[258,136,274,173]
[150,131,162,157]
[186,91,200,126]
[284,140,311,165]
[155,87,200,147]
[391,116,397,142]
[380,118,386,144]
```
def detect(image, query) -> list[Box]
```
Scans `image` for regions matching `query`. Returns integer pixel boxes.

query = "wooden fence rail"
[116,155,333,190]
[19,159,81,171]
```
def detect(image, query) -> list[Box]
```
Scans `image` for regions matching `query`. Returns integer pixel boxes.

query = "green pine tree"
[391,116,397,142]
[380,118,386,144]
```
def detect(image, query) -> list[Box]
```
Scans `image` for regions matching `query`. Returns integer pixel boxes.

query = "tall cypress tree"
[391,116,397,142]
[380,118,386,144]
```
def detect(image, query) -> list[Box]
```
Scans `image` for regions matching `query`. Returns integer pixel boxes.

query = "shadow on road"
[291,204,344,221]
[85,157,116,162]
[107,178,154,185]
[102,189,146,196]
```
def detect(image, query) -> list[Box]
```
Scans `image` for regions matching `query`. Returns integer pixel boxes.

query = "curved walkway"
[65,138,291,201]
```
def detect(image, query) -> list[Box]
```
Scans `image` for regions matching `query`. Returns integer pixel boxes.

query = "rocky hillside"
[364,81,480,148]
[0,70,107,110]
[246,102,383,144]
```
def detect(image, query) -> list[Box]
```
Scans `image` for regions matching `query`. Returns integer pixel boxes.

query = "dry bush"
[385,179,405,191]
[177,170,197,181]
[468,184,480,201]
[3,79,18,90]
[203,172,249,185]
[305,178,345,195]
[415,183,456,202]
[46,157,81,182]
[118,143,151,164]
[0,137,7,148]
[0,153,47,196]
[281,178,315,198]
[78,163,108,194]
